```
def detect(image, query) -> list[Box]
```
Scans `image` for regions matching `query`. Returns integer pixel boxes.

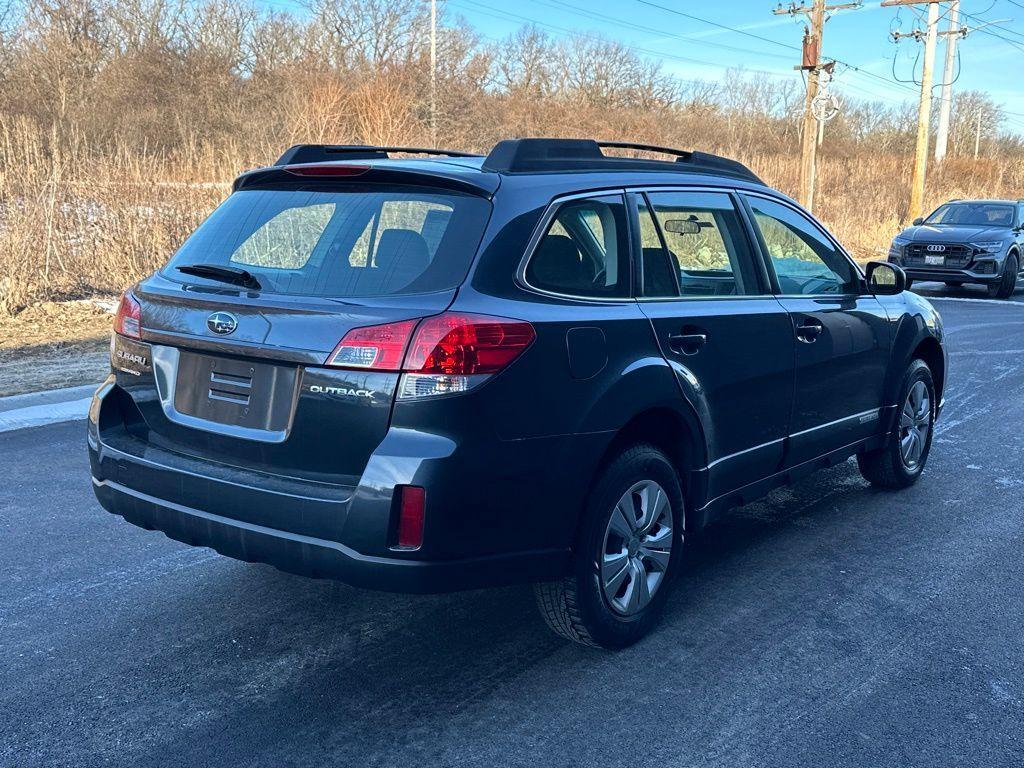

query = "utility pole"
[430,0,437,146]
[774,1,862,212]
[975,108,984,158]
[884,0,941,221]
[934,0,961,163]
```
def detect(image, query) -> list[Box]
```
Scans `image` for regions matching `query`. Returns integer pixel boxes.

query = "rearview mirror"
[912,217,924,226]
[865,261,906,296]
[663,219,702,235]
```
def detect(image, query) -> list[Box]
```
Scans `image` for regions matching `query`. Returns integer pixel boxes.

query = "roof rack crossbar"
[481,138,762,184]
[275,144,482,166]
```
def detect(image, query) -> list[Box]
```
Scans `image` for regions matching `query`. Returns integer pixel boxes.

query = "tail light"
[327,319,417,370]
[399,313,535,399]
[325,312,535,399]
[113,291,142,339]
[394,485,425,549]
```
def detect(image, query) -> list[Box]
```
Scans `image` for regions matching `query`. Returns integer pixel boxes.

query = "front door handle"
[667,330,708,355]
[795,319,824,343]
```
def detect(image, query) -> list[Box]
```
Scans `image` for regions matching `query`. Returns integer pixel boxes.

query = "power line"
[957,8,1024,54]
[635,0,800,52]
[531,0,922,104]
[530,0,794,61]
[450,0,798,80]
[457,0,918,107]
[452,0,1024,132]
[633,0,927,100]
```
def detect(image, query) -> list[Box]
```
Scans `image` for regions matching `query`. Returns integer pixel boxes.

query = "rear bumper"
[90,474,564,593]
[88,379,577,593]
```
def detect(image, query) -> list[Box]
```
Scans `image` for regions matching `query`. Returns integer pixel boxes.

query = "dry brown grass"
[0,118,230,314]
[0,298,114,395]
[1,116,1022,316]
[2,0,1021,316]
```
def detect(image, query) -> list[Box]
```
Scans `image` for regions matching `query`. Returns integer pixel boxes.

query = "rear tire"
[534,444,684,649]
[988,254,1018,299]
[857,359,935,489]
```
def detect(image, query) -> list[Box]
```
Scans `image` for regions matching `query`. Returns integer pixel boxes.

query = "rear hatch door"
[116,179,490,485]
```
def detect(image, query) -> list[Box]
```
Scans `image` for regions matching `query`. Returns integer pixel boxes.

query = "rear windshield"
[163,186,491,297]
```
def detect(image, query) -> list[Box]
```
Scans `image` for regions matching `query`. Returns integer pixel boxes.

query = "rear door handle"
[795,319,824,343]
[667,331,708,355]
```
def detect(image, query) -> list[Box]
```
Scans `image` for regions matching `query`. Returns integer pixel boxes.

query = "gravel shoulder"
[0,299,114,397]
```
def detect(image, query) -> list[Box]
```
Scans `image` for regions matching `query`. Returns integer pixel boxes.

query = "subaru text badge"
[207,311,238,335]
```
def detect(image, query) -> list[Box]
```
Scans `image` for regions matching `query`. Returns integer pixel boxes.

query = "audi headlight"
[972,241,1005,254]
[889,236,911,261]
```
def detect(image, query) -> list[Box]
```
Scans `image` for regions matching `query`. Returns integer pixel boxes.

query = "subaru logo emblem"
[207,311,238,335]
[926,244,946,253]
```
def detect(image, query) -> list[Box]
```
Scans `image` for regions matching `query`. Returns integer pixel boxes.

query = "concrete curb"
[0,384,98,433]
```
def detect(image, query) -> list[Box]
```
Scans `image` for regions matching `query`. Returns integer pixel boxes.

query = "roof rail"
[275,144,482,166]
[481,138,763,183]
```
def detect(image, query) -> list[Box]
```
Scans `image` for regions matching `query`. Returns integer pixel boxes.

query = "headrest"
[530,234,594,291]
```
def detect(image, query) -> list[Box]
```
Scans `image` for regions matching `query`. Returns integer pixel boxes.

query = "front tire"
[857,359,935,489]
[988,254,1018,299]
[534,444,684,649]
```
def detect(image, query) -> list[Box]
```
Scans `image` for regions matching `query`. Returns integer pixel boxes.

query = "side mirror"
[865,261,906,296]
[912,217,924,226]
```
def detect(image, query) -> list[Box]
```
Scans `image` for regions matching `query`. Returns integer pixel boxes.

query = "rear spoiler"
[233,162,500,197]
[274,144,482,165]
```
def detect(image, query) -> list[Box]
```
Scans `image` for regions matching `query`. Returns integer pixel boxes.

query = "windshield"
[924,202,1015,227]
[163,186,491,297]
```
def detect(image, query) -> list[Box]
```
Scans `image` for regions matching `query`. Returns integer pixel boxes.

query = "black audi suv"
[88,139,946,648]
[889,198,1024,298]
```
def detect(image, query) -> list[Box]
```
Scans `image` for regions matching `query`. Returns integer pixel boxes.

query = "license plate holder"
[173,351,298,432]
[924,254,945,266]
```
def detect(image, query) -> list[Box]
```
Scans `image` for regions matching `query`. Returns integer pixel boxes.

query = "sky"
[265,0,1024,131]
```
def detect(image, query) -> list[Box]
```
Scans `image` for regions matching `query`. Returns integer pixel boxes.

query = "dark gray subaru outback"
[89,139,946,648]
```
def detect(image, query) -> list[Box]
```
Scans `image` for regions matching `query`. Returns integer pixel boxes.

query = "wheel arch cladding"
[592,407,704,522]
[885,308,944,410]
[912,336,945,405]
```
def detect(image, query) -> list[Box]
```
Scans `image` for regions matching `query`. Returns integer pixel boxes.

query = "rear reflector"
[396,485,425,549]
[283,163,371,177]
[327,319,417,371]
[113,291,142,339]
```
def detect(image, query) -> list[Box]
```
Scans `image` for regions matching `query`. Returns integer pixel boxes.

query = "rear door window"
[525,195,631,298]
[642,191,762,297]
[164,187,491,297]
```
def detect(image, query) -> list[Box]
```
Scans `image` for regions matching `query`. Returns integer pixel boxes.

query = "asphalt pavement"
[3,290,1024,768]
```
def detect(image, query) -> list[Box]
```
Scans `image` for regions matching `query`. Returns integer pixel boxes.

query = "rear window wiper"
[176,263,262,290]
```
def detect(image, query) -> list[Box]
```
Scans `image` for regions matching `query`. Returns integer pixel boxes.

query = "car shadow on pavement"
[911,281,1024,302]
[93,459,883,765]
